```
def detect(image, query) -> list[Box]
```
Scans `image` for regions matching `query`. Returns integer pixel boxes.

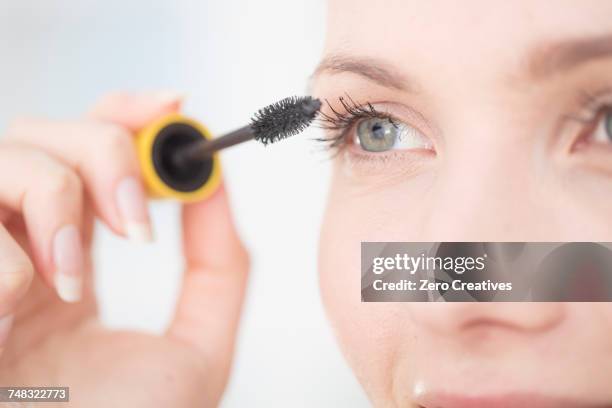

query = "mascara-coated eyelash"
[315,95,398,150]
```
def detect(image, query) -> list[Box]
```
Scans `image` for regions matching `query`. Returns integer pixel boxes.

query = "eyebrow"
[311,54,413,91]
[528,33,612,78]
[312,34,612,90]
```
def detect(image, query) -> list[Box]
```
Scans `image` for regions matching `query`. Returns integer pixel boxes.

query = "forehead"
[325,0,612,76]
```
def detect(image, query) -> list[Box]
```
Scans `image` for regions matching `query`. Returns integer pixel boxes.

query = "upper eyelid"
[577,87,612,111]
[549,87,612,154]
[318,96,414,133]
[316,97,404,149]
[317,96,438,146]
[320,96,383,122]
[562,90,612,126]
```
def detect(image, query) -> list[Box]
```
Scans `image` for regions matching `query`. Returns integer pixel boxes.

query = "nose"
[421,117,559,241]
[410,302,566,336]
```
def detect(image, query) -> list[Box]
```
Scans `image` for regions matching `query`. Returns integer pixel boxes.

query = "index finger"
[88,91,184,131]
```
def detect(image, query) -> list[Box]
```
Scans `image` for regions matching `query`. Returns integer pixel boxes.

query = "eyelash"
[316,90,612,156]
[316,95,398,150]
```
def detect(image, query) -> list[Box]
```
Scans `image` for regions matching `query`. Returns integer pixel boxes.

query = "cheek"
[318,171,420,402]
[592,304,612,325]
[318,167,414,313]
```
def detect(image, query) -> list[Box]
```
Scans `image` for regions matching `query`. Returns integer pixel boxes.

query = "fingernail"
[53,225,83,303]
[0,314,14,346]
[116,177,152,242]
[150,91,184,105]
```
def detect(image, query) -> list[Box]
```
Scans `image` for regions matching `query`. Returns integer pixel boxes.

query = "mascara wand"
[134,95,322,202]
[174,96,322,164]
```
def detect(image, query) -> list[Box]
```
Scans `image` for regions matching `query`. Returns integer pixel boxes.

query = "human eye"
[317,96,434,156]
[568,90,612,154]
[354,117,431,152]
[579,108,612,147]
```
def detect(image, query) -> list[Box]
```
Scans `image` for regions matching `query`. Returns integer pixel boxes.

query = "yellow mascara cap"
[135,113,222,202]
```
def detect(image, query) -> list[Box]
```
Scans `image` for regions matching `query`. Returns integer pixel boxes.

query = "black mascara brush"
[174,95,322,163]
[135,95,322,202]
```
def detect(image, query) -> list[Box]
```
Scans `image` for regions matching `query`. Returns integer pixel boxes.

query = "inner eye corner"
[574,110,612,151]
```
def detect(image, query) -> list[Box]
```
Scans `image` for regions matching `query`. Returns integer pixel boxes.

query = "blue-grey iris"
[356,118,398,152]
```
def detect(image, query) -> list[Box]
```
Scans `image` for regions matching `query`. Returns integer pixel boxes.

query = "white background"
[0,1,369,406]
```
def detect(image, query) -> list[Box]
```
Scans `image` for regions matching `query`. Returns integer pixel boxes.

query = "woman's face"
[313,0,612,406]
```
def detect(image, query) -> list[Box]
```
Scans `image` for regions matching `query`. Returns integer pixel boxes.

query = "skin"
[0,93,249,407]
[313,0,612,406]
[3,1,612,407]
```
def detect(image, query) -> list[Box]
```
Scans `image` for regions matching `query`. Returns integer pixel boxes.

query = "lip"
[416,392,610,408]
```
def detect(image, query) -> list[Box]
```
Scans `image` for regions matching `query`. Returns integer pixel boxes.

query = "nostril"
[460,312,561,333]
[468,303,566,333]
[410,303,566,336]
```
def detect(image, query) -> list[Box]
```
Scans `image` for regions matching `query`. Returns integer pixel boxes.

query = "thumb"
[168,184,250,395]
[87,91,183,131]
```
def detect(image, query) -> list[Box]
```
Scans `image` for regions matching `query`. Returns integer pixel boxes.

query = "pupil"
[371,122,385,139]
[606,113,612,141]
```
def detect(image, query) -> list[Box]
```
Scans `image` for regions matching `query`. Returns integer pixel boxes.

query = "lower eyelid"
[347,142,435,161]
[573,141,612,156]
[338,148,435,183]
[566,151,612,180]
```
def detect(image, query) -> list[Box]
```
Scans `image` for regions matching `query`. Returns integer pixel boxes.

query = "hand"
[0,92,250,407]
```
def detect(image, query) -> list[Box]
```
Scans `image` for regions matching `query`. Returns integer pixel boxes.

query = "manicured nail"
[0,314,13,346]
[116,177,152,242]
[53,225,83,303]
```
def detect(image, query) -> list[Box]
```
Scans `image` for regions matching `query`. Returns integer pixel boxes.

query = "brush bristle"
[251,96,322,145]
